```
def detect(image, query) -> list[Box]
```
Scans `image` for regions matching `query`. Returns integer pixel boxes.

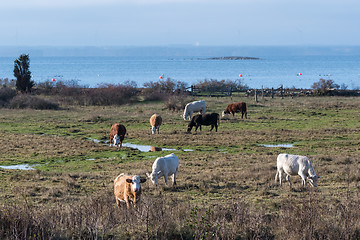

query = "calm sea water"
[1,46,359,89]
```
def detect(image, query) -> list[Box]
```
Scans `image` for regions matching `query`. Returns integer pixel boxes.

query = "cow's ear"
[140,178,147,183]
[126,179,133,183]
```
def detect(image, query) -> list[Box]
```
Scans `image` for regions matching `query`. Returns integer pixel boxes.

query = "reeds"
[0,188,359,239]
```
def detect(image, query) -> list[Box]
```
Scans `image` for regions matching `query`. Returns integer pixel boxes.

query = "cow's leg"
[285,174,292,187]
[116,197,120,207]
[172,170,177,186]
[215,124,218,132]
[133,196,138,208]
[125,198,130,209]
[299,173,307,187]
[164,175,168,184]
[210,125,214,131]
[278,171,282,186]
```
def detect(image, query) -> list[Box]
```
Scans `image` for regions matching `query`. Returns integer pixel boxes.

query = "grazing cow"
[110,123,126,147]
[114,174,146,208]
[146,153,179,186]
[222,102,247,119]
[150,114,162,134]
[275,153,320,188]
[187,113,220,132]
[183,100,206,120]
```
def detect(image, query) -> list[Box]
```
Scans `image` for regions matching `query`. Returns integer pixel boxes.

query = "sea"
[0,46,359,89]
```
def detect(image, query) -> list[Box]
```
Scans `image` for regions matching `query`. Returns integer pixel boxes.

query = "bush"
[194,79,248,92]
[0,87,16,107]
[142,78,188,101]
[311,78,340,95]
[9,95,59,110]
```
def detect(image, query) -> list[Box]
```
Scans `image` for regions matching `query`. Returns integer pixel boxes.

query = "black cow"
[187,113,220,132]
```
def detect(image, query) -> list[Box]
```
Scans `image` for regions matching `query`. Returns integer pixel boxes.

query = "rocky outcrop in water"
[205,56,260,60]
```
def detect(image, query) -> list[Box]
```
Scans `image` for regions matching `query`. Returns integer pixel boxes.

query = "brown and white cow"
[114,173,146,208]
[150,114,162,134]
[222,102,247,119]
[110,123,126,147]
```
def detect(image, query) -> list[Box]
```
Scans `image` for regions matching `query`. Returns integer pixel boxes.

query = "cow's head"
[187,122,195,132]
[151,126,157,134]
[308,175,320,187]
[113,134,125,146]
[146,172,158,186]
[113,134,120,146]
[222,110,229,118]
[126,175,146,192]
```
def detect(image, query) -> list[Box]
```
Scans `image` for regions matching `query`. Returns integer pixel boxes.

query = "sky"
[0,0,359,46]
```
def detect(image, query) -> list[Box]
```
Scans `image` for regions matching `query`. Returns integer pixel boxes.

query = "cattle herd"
[112,100,320,208]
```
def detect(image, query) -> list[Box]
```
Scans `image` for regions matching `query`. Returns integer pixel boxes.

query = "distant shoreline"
[203,56,260,60]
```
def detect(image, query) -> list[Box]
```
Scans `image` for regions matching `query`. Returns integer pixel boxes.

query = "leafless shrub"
[142,78,188,102]
[9,94,59,110]
[194,78,248,92]
[0,87,16,107]
[311,78,340,95]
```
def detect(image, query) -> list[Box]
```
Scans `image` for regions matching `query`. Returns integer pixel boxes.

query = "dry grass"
[0,95,359,239]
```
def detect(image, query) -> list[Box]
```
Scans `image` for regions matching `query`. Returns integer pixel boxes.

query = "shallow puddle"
[89,138,193,152]
[122,143,178,152]
[0,164,37,170]
[258,143,295,148]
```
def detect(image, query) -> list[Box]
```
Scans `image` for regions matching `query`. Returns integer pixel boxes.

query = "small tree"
[14,54,34,93]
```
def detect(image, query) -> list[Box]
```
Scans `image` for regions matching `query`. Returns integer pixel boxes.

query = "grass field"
[0,95,359,239]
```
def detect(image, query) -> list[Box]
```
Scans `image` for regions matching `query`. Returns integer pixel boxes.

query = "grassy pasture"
[0,95,359,239]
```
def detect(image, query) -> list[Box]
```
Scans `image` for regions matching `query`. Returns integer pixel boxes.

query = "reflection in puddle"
[259,143,295,148]
[0,164,37,170]
[122,143,177,152]
[150,146,163,152]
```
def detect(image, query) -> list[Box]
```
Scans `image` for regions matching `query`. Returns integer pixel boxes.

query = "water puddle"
[0,164,38,170]
[88,138,193,152]
[258,143,295,148]
[122,143,178,152]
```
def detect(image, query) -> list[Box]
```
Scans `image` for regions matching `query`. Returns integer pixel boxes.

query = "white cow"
[146,153,179,186]
[275,153,320,187]
[183,100,206,120]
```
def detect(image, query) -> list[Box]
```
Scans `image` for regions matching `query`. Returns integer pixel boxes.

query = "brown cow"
[150,114,162,134]
[110,123,126,147]
[222,102,247,119]
[114,173,146,208]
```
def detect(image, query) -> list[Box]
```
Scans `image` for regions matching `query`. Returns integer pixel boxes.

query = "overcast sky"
[0,0,359,46]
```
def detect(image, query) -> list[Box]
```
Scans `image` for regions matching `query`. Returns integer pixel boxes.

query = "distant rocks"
[204,56,260,60]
